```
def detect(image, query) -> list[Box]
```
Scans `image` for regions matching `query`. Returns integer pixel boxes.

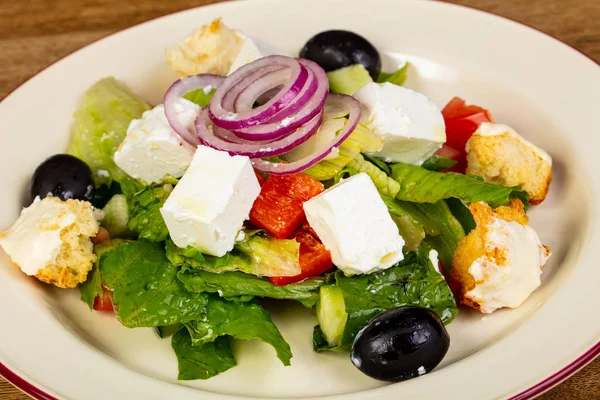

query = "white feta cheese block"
[160,146,261,257]
[228,34,286,75]
[353,82,446,165]
[303,173,405,275]
[114,99,198,184]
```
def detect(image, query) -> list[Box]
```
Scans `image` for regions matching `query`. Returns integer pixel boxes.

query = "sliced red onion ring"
[209,56,307,130]
[164,74,225,145]
[221,64,284,111]
[195,109,323,158]
[251,93,362,175]
[233,66,301,113]
[231,59,328,141]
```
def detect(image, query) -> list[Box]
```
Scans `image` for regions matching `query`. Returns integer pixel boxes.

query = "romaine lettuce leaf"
[177,268,324,308]
[303,124,383,181]
[80,239,130,310]
[185,297,292,366]
[421,154,457,171]
[314,248,457,353]
[346,153,400,198]
[67,77,151,185]
[377,63,409,86]
[184,88,215,107]
[100,240,208,327]
[127,182,174,242]
[166,230,301,277]
[446,197,477,234]
[390,162,529,207]
[172,329,236,380]
[415,201,465,269]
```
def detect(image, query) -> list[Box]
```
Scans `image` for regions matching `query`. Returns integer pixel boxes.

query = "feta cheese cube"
[353,82,446,165]
[114,99,198,184]
[228,35,286,75]
[160,146,261,257]
[303,173,405,275]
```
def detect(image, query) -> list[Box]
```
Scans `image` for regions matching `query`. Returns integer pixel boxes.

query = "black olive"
[30,154,94,203]
[351,306,450,382]
[300,30,382,80]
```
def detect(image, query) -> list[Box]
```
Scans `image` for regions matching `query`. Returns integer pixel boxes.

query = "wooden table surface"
[0,0,599,398]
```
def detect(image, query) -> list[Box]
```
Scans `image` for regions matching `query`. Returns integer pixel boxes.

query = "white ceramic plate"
[1,0,599,399]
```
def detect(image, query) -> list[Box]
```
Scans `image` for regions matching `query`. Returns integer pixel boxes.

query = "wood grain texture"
[0,0,599,398]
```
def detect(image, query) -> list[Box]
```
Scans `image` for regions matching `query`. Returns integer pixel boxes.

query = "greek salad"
[0,19,553,383]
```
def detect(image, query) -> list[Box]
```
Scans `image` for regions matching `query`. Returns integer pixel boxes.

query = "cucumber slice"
[327,65,373,96]
[154,323,183,339]
[316,285,348,347]
[102,194,131,238]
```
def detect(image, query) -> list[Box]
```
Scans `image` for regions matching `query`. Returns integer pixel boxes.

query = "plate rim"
[0,0,599,399]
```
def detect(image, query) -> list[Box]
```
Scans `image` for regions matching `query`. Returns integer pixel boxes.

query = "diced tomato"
[269,224,332,286]
[255,171,267,186]
[440,97,494,173]
[93,286,114,312]
[92,227,110,245]
[435,144,461,160]
[249,173,324,239]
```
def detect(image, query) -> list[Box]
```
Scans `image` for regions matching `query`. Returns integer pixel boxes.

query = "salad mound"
[0,18,553,384]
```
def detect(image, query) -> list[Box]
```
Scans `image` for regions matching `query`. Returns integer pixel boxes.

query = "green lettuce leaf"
[127,182,174,242]
[377,63,409,86]
[67,77,151,185]
[184,88,215,107]
[383,195,465,268]
[390,162,529,207]
[80,239,130,310]
[304,124,383,181]
[185,297,292,366]
[166,230,301,277]
[172,329,236,380]
[315,248,457,352]
[416,201,466,269]
[421,155,457,171]
[346,153,400,198]
[177,269,324,308]
[100,240,208,327]
[446,198,477,234]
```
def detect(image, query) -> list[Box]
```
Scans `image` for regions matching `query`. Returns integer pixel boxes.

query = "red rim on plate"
[0,1,599,400]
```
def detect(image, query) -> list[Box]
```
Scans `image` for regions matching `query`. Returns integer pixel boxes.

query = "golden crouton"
[166,18,244,77]
[466,123,552,205]
[0,197,99,288]
[448,199,551,313]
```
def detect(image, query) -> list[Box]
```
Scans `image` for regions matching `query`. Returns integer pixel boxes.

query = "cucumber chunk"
[327,64,373,96]
[316,285,348,347]
[101,194,131,238]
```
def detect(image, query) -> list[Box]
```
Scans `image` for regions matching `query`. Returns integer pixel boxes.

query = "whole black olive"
[351,306,450,382]
[30,154,94,203]
[300,30,382,80]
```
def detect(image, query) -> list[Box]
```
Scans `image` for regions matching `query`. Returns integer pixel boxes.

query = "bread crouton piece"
[166,18,244,77]
[466,123,552,205]
[0,197,99,288]
[448,199,551,313]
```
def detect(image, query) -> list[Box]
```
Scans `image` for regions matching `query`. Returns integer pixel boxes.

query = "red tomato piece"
[249,174,324,239]
[440,97,494,173]
[269,224,332,286]
[91,227,110,245]
[435,144,461,160]
[93,286,114,312]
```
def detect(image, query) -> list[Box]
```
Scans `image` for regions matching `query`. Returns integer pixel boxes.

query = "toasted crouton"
[448,199,550,313]
[0,197,99,288]
[166,18,244,77]
[466,123,552,205]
